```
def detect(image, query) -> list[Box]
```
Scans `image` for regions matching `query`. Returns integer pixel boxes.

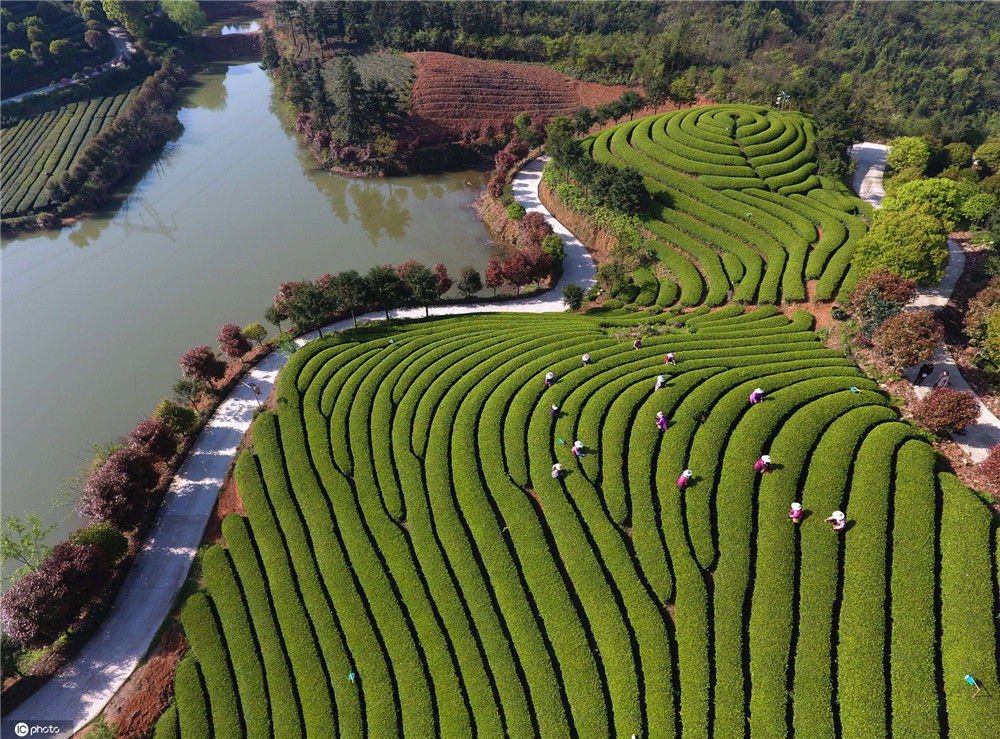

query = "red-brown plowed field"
[406,51,632,139]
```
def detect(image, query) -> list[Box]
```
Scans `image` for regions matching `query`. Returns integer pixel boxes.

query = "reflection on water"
[0,62,492,545]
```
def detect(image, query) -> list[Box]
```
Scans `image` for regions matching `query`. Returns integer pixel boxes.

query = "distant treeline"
[275,0,999,145]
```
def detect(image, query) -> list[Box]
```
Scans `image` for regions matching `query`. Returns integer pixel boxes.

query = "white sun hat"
[683,469,693,478]
[582,354,590,361]
[573,440,583,449]
[754,388,764,394]
[762,455,771,464]
[551,405,558,410]
[832,510,845,521]
[546,372,554,379]
[656,411,664,418]
[658,375,666,382]
[791,502,802,511]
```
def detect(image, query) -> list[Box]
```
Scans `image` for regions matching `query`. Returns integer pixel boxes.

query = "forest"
[277,0,999,146]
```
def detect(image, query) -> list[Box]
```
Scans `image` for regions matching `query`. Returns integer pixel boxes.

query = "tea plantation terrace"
[578,104,872,308]
[154,309,999,738]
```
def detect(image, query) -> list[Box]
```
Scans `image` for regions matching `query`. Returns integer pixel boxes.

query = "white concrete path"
[849,142,888,207]
[5,156,593,734]
[849,144,1000,463]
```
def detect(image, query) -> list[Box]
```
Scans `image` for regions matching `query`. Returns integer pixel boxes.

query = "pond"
[0,62,493,551]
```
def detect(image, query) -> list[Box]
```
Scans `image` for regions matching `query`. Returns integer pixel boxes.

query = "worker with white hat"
[788,502,802,523]
[825,510,846,531]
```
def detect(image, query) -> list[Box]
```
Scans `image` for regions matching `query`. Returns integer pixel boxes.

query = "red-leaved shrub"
[980,444,1000,494]
[217,323,251,361]
[78,446,159,529]
[871,309,943,370]
[912,388,981,433]
[179,345,226,384]
[127,418,178,460]
[0,543,110,647]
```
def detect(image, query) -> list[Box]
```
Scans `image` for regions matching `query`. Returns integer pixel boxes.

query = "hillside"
[154,310,1000,737]
[564,104,872,309]
[405,51,630,141]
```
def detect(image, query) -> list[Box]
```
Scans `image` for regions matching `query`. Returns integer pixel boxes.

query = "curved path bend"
[7,156,595,733]
[850,144,1000,463]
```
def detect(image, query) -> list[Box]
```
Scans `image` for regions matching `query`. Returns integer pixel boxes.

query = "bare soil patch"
[406,52,631,139]
[95,623,188,739]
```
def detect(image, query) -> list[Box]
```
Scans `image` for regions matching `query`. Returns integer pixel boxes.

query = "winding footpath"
[849,144,1000,463]
[6,157,594,733]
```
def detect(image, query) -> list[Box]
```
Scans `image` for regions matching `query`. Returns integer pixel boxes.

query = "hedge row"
[889,441,941,736]
[938,472,1000,738]
[837,422,921,738]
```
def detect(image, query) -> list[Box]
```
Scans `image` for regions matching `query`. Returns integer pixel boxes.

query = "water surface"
[1,63,492,546]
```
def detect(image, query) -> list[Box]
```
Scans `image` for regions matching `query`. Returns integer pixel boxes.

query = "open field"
[1,89,136,218]
[583,104,874,308]
[154,310,1000,737]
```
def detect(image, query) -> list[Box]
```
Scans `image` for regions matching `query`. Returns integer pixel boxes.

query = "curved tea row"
[154,310,998,738]
[581,105,871,309]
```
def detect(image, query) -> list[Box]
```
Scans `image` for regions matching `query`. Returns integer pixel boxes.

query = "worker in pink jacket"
[749,387,765,405]
[677,469,693,489]
[753,454,772,473]
[655,411,669,432]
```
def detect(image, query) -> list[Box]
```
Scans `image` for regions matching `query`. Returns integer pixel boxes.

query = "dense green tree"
[562,282,584,310]
[366,264,409,319]
[974,141,1000,173]
[261,25,280,70]
[162,0,206,34]
[668,75,696,107]
[328,270,367,327]
[306,60,334,123]
[886,136,931,174]
[154,399,199,435]
[242,322,268,347]
[457,266,483,298]
[854,206,949,285]
[102,0,155,37]
[263,304,287,330]
[47,40,74,62]
[334,56,365,142]
[8,48,28,65]
[961,193,999,225]
[881,177,975,231]
[398,261,439,316]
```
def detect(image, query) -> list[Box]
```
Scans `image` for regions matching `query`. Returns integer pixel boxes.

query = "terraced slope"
[155,310,999,738]
[583,104,870,307]
[0,89,136,218]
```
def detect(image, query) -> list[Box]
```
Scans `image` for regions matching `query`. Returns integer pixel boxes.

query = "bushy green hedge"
[174,655,211,738]
[889,441,940,736]
[180,592,243,738]
[938,473,1000,737]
